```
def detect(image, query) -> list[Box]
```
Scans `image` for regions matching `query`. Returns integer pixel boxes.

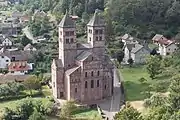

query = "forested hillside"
[15,0,180,40]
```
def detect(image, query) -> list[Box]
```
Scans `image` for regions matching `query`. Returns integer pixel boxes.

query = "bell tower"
[58,12,77,69]
[87,10,105,57]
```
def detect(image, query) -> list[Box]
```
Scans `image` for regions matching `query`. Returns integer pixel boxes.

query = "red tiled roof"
[8,61,30,71]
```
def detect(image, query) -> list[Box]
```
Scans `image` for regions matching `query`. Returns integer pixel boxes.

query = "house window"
[71,38,74,43]
[91,80,94,88]
[11,71,14,73]
[97,71,100,76]
[65,32,69,36]
[70,31,74,36]
[96,37,98,41]
[60,92,64,98]
[168,48,170,51]
[66,39,69,44]
[99,30,103,34]
[75,88,77,93]
[85,81,88,88]
[85,72,87,77]
[91,71,94,76]
[2,56,4,58]
[89,29,92,33]
[53,82,55,87]
[12,57,15,61]
[60,31,62,35]
[6,60,9,62]
[89,37,91,41]
[99,36,102,41]
[97,80,99,87]
[105,85,107,89]
[20,71,24,73]
[95,30,98,34]
[59,38,62,42]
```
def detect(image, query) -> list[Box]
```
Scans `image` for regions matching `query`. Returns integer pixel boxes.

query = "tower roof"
[87,9,105,27]
[58,11,75,28]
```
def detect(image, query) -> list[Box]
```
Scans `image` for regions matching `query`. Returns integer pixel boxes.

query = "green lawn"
[73,108,101,119]
[120,65,171,101]
[120,66,151,101]
[42,85,52,97]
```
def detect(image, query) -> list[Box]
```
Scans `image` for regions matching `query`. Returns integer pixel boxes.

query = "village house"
[11,11,23,18]
[0,0,8,6]
[0,53,10,69]
[8,61,32,75]
[152,34,178,56]
[0,23,22,36]
[51,10,114,104]
[24,43,37,52]
[124,43,150,64]
[121,34,138,45]
[32,10,47,20]
[0,47,31,67]
[0,35,13,48]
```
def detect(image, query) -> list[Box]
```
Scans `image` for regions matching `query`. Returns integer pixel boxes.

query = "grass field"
[120,65,170,101]
[73,108,101,119]
[120,65,151,101]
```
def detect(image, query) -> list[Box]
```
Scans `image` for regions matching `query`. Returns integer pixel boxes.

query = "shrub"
[138,77,147,84]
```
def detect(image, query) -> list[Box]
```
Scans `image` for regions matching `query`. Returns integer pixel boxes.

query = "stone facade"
[51,10,114,104]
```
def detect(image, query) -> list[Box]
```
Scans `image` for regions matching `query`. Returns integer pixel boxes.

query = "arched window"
[91,80,94,88]
[75,88,77,93]
[97,71,100,76]
[85,72,87,77]
[97,80,99,87]
[85,81,88,88]
[91,71,93,76]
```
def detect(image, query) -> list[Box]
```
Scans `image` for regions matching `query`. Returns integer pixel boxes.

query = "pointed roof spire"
[87,9,105,27]
[58,10,75,28]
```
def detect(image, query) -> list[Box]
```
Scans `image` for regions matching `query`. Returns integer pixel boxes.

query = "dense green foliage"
[114,103,143,120]
[3,98,53,120]
[0,82,24,99]
[28,16,51,37]
[146,55,162,79]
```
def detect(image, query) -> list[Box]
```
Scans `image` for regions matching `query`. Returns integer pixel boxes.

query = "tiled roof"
[11,11,23,18]
[121,34,132,40]
[77,43,92,49]
[87,9,105,27]
[65,66,80,76]
[59,12,75,28]
[0,35,12,44]
[8,61,30,71]
[131,44,144,53]
[152,34,165,41]
[76,51,92,61]
[24,43,36,51]
[126,43,144,53]
[0,49,29,61]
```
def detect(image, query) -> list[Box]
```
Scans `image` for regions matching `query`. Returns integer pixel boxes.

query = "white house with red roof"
[8,61,32,75]
[152,34,178,56]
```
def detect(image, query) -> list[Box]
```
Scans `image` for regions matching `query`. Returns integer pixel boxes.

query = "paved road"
[99,68,124,120]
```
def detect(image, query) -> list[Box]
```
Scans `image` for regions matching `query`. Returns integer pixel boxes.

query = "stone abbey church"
[51,10,114,103]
